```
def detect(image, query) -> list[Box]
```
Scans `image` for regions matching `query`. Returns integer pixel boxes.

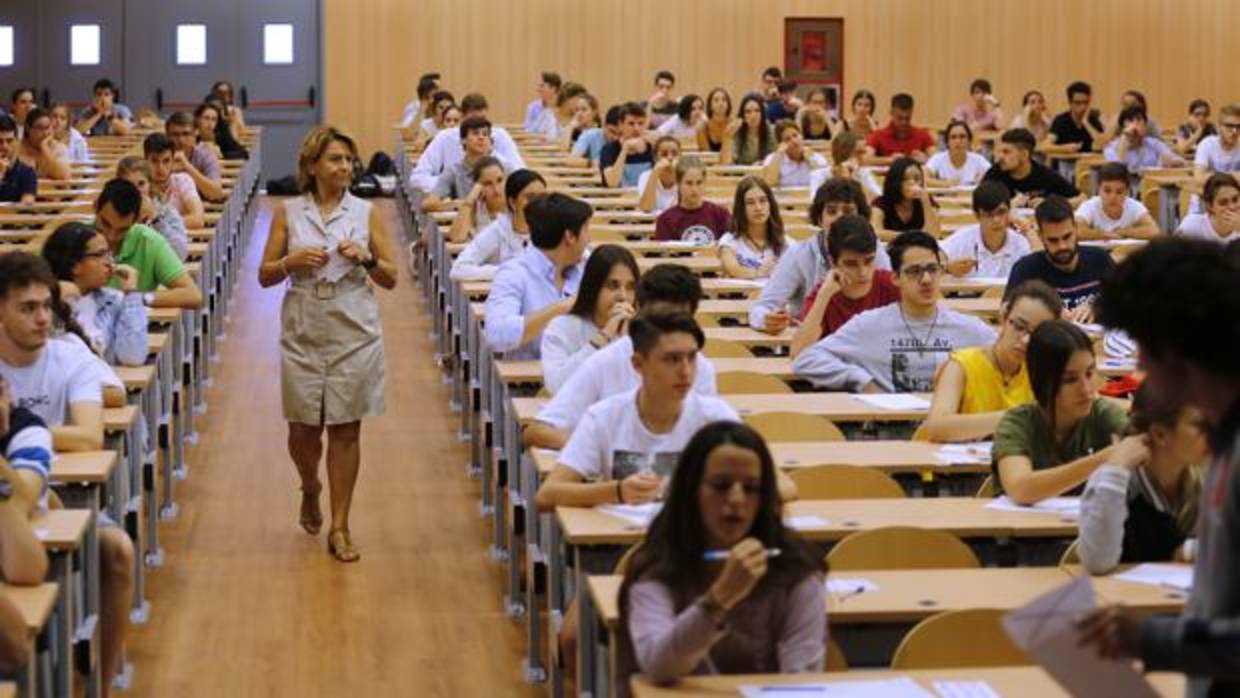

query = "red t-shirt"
[654,201,731,243]
[866,124,936,157]
[799,270,901,337]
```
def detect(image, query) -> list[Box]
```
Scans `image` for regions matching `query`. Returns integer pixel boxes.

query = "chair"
[826,526,980,571]
[716,371,792,395]
[1059,539,1081,566]
[614,542,643,575]
[789,465,905,500]
[695,314,721,328]
[974,474,997,498]
[702,338,754,359]
[982,286,1005,299]
[591,229,628,243]
[910,424,930,441]
[742,412,844,443]
[826,636,849,672]
[890,609,1031,669]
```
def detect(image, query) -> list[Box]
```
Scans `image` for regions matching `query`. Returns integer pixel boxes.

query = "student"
[617,421,825,697]
[982,128,1081,207]
[1193,103,1240,176]
[1079,383,1207,575]
[813,131,882,200]
[16,108,71,181]
[924,281,1062,442]
[445,157,506,243]
[864,93,936,164]
[1008,195,1115,322]
[115,156,190,261]
[531,82,586,140]
[1104,107,1186,171]
[789,215,901,359]
[722,93,775,166]
[408,93,525,192]
[560,93,602,153]
[926,120,992,186]
[654,94,704,140]
[208,79,249,143]
[400,73,440,131]
[793,231,996,393]
[1049,80,1106,154]
[540,245,639,394]
[759,67,783,103]
[42,222,149,367]
[1175,98,1216,156]
[166,111,225,202]
[0,116,36,204]
[50,104,89,162]
[525,264,716,450]
[523,72,561,132]
[653,157,731,244]
[761,120,827,189]
[637,137,680,214]
[719,177,787,280]
[200,95,249,160]
[941,181,1033,279]
[696,88,733,153]
[484,193,590,359]
[952,78,1005,132]
[871,157,941,239]
[1103,91,1164,145]
[992,320,1130,503]
[570,100,614,166]
[192,102,224,161]
[93,179,204,310]
[847,89,879,140]
[417,90,456,147]
[601,102,654,189]
[765,80,801,122]
[7,88,34,135]
[1074,162,1160,240]
[749,178,889,334]
[797,87,841,141]
[646,71,679,128]
[1076,239,1240,694]
[450,169,546,281]
[1010,90,1052,144]
[74,78,133,136]
[143,133,206,228]
[1176,172,1240,243]
[423,116,497,206]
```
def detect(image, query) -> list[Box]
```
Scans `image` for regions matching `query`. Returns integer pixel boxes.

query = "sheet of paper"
[1112,563,1194,592]
[33,528,48,541]
[826,577,879,595]
[985,495,1080,519]
[966,276,1009,286]
[595,502,662,528]
[934,442,993,465]
[931,681,1001,698]
[1002,576,1161,698]
[783,515,829,530]
[1099,357,1138,371]
[853,394,932,411]
[739,678,933,698]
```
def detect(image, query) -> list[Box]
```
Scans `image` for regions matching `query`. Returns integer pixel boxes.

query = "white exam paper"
[985,495,1080,518]
[931,680,1001,698]
[783,515,829,530]
[935,442,993,465]
[595,502,662,527]
[826,577,879,595]
[739,677,933,698]
[1112,563,1194,592]
[853,394,932,411]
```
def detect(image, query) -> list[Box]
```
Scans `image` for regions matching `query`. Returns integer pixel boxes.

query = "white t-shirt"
[939,224,1032,279]
[558,388,739,481]
[762,151,828,188]
[636,170,678,214]
[719,233,780,276]
[925,151,992,186]
[0,337,102,427]
[1074,196,1151,233]
[1177,212,1238,244]
[1193,135,1240,173]
[536,335,717,432]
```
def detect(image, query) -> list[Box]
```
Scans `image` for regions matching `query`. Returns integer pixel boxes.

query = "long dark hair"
[1027,320,1094,430]
[39,223,101,351]
[204,94,249,159]
[731,176,786,255]
[877,157,930,226]
[568,244,639,321]
[736,93,773,159]
[704,87,732,120]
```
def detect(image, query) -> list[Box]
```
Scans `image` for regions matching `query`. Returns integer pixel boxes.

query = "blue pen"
[703,548,781,561]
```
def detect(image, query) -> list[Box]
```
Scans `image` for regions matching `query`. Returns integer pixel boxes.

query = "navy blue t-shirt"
[1006,246,1115,312]
[0,161,37,203]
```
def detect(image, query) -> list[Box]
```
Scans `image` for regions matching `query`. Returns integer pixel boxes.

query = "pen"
[758,686,824,692]
[703,548,781,561]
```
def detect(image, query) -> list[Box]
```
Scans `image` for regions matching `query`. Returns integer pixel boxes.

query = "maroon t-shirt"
[654,201,731,243]
[799,269,901,337]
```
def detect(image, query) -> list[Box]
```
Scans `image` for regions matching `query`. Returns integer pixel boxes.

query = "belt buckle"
[314,280,335,300]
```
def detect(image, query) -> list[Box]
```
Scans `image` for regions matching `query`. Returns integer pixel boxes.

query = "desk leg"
[576,556,597,698]
[49,553,73,698]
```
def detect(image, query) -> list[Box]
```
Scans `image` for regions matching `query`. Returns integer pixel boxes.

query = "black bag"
[365,151,396,177]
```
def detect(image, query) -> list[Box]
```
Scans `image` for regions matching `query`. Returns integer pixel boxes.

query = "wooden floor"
[126,199,542,697]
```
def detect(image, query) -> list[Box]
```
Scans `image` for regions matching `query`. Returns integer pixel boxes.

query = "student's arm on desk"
[0,487,48,585]
[996,448,1113,505]
[534,467,622,512]
[523,420,568,450]
[923,359,1004,442]
[153,273,202,310]
[51,400,103,452]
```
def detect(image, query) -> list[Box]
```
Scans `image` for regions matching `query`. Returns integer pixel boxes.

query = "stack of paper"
[595,502,661,527]
[931,681,1001,698]
[935,442,993,465]
[826,577,879,596]
[854,394,932,411]
[784,515,830,530]
[1112,563,1194,592]
[985,495,1080,519]
[739,677,933,697]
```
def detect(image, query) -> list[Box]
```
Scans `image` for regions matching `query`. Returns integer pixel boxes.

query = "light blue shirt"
[484,245,585,359]
[572,128,607,163]
[1104,136,1173,171]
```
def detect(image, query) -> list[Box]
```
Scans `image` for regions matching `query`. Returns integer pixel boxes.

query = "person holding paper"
[940,181,1034,280]
[616,421,826,697]
[924,280,1063,442]
[992,321,1134,504]
[258,126,397,563]
[1079,382,1207,574]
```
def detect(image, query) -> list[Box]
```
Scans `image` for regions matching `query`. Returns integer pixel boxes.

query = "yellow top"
[952,346,1033,414]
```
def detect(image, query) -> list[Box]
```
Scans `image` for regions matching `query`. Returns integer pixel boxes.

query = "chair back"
[789,465,905,500]
[702,339,754,359]
[742,412,844,443]
[890,608,1031,669]
[826,526,980,571]
[716,371,792,395]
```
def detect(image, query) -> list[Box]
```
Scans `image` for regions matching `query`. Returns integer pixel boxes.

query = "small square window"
[0,27,13,67]
[176,24,206,66]
[263,23,293,65]
[70,24,100,66]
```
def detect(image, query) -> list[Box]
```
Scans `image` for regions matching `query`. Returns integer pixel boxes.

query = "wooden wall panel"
[324,0,1238,158]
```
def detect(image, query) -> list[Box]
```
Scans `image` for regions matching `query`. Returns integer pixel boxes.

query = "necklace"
[987,344,1019,387]
[899,305,939,355]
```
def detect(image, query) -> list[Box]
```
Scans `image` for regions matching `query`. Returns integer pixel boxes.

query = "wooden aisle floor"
[126,199,542,697]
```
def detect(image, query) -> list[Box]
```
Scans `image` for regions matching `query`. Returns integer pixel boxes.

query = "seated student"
[810,131,882,201]
[541,245,639,394]
[637,136,680,214]
[115,156,190,261]
[1008,195,1115,322]
[8,88,34,136]
[789,215,901,359]
[165,111,225,202]
[1104,107,1186,171]
[847,89,879,140]
[871,157,941,239]
[749,178,890,334]
[720,94,775,166]
[408,93,525,192]
[74,78,133,136]
[1176,172,1239,244]
[926,120,992,186]
[617,421,825,697]
[761,120,827,189]
[793,231,996,393]
[1074,163,1160,240]
[941,181,1033,279]
[201,93,249,161]
[601,102,654,189]
[525,264,716,450]
[1010,90,1052,144]
[483,192,590,359]
[864,93,936,164]
[400,73,440,133]
[93,179,204,310]
[696,88,733,154]
[1192,103,1240,177]
[719,177,787,280]
[1174,98,1216,156]
[952,78,1005,133]
[559,92,601,153]
[1079,383,1207,575]
[1102,91,1164,145]
[983,128,1082,207]
[764,79,802,122]
[523,72,561,132]
[50,104,90,163]
[992,320,1130,504]
[534,82,587,140]
[432,159,509,243]
[422,117,498,209]
[42,222,149,367]
[16,108,71,181]
[0,116,36,204]
[450,169,546,281]
[1049,81,1106,154]
[646,71,679,129]
[923,280,1062,442]
[415,90,455,149]
[143,133,206,229]
[654,157,731,244]
[797,87,842,141]
[571,103,618,167]
[655,94,704,140]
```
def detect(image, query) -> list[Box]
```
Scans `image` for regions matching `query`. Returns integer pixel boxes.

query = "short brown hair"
[296,126,359,195]
[115,156,152,180]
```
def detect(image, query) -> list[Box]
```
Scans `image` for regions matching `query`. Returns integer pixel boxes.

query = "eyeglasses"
[1006,316,1034,337]
[82,249,112,261]
[1220,122,1240,132]
[900,263,943,280]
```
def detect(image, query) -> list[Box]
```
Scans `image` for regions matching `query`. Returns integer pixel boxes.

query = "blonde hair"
[115,156,151,180]
[296,126,359,195]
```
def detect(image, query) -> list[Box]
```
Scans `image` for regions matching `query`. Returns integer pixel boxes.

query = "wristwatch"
[361,256,378,271]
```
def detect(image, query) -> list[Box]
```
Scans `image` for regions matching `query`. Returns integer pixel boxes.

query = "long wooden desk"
[511,392,933,423]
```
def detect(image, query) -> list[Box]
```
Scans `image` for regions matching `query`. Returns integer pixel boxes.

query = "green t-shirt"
[991,399,1129,494]
[113,223,187,293]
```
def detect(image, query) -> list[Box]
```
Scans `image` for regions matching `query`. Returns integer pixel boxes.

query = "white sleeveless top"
[283,192,372,283]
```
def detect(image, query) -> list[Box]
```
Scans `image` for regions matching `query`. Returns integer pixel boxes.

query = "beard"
[1050,247,1077,266]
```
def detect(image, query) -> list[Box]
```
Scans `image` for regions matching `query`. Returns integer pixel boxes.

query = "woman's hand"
[112,264,139,293]
[337,240,370,265]
[707,537,770,610]
[285,247,329,273]
[601,301,636,341]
